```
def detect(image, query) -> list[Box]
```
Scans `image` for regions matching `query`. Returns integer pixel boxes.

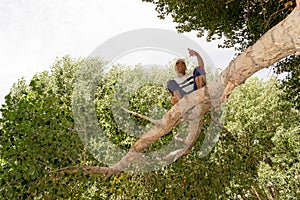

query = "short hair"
[175,59,186,66]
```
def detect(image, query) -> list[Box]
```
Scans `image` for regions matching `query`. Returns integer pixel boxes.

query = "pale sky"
[1,0,271,109]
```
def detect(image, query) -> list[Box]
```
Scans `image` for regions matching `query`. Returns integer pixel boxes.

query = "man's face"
[175,59,186,74]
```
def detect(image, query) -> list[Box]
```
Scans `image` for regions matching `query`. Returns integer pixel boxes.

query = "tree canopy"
[143,0,296,49]
[0,57,298,199]
[1,1,300,199]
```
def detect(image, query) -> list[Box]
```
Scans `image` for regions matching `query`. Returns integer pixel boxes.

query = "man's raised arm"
[188,48,204,67]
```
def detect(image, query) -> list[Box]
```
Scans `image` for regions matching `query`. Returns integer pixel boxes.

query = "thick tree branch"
[220,8,300,102]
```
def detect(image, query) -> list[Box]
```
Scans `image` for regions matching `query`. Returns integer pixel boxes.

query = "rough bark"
[220,8,300,102]
[58,8,300,178]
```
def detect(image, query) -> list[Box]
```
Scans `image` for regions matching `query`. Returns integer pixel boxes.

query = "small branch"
[251,185,262,200]
[121,106,159,125]
[83,129,87,165]
[51,165,121,180]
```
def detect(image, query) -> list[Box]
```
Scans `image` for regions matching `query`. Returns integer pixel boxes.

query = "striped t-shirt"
[167,66,206,98]
[173,73,195,94]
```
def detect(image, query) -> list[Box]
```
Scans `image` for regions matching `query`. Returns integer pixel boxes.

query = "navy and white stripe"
[174,74,195,94]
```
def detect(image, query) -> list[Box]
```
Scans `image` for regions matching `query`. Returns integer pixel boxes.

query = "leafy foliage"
[219,78,300,199]
[0,57,102,199]
[95,64,174,150]
[0,57,299,199]
[273,55,300,109]
[142,0,295,50]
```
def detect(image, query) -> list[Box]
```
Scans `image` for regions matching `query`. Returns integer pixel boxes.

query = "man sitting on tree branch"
[167,48,207,105]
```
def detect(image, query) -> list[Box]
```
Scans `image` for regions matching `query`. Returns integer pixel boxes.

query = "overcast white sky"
[1,0,273,109]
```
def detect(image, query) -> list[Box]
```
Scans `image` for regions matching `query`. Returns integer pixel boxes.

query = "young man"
[167,48,206,105]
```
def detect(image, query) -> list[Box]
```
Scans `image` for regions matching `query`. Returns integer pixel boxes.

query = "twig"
[121,106,159,125]
[251,185,262,200]
[50,165,120,180]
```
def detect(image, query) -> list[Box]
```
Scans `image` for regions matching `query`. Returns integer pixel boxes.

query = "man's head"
[175,59,186,76]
